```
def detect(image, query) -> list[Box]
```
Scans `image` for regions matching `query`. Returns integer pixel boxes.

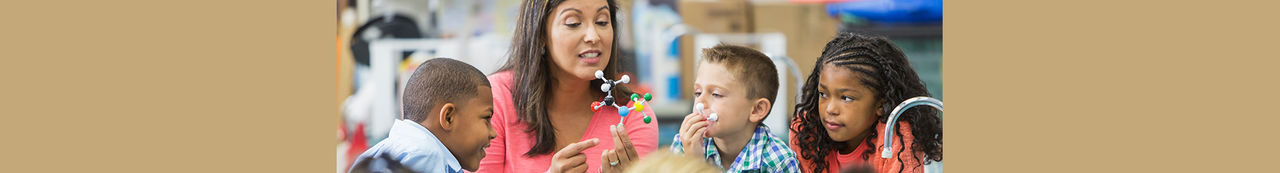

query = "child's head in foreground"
[401,58,495,171]
[790,32,942,172]
[693,43,779,138]
[624,149,721,173]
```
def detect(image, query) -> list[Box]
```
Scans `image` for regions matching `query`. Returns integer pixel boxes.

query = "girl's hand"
[546,138,599,173]
[678,112,708,158]
[600,125,638,173]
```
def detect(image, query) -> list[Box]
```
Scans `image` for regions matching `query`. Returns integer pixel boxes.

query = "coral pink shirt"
[792,122,925,173]
[474,71,659,173]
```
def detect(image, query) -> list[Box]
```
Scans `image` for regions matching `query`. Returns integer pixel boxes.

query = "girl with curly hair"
[789,32,943,173]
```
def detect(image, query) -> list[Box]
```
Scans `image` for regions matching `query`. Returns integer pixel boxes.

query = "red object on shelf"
[345,123,369,168]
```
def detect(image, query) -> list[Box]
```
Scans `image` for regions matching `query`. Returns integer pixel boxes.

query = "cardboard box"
[752,2,838,76]
[677,0,754,33]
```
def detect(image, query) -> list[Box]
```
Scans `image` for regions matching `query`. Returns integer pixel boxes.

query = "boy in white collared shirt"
[351,58,496,173]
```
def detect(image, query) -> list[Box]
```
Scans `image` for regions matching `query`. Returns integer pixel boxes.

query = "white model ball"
[694,103,704,114]
[694,103,716,121]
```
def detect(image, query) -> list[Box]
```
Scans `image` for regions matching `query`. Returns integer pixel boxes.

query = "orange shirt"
[791,122,925,173]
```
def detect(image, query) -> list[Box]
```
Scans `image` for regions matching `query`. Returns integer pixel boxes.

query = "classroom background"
[336,0,941,172]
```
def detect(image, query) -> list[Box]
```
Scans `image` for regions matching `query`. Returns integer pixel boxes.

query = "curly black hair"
[791,32,942,173]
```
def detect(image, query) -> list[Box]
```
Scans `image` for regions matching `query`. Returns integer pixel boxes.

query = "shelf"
[840,22,942,38]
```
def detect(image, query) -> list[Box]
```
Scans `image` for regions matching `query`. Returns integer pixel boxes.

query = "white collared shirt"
[353,119,463,173]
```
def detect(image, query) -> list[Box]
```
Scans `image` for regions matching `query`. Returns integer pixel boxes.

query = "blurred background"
[336,0,940,172]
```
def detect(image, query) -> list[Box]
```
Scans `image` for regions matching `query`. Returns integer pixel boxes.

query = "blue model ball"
[618,108,630,117]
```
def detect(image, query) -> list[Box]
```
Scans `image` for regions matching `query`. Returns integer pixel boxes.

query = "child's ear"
[749,98,771,123]
[875,100,885,117]
[438,103,457,131]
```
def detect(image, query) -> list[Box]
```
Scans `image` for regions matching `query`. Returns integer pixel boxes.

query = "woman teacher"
[475,0,658,173]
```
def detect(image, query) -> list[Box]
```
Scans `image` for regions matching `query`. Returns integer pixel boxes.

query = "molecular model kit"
[589,70,653,129]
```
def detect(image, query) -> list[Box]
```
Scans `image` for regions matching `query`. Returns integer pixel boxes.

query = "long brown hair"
[498,0,629,156]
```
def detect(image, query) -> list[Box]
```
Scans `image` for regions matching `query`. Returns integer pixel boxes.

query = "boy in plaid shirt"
[672,44,800,173]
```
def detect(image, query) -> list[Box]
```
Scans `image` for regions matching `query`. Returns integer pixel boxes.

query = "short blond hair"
[624,148,721,173]
[701,44,779,108]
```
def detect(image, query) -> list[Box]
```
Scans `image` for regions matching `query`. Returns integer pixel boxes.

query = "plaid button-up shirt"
[672,125,800,173]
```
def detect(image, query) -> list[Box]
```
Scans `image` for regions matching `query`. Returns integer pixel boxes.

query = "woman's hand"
[678,112,709,159]
[600,125,638,173]
[546,138,599,173]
